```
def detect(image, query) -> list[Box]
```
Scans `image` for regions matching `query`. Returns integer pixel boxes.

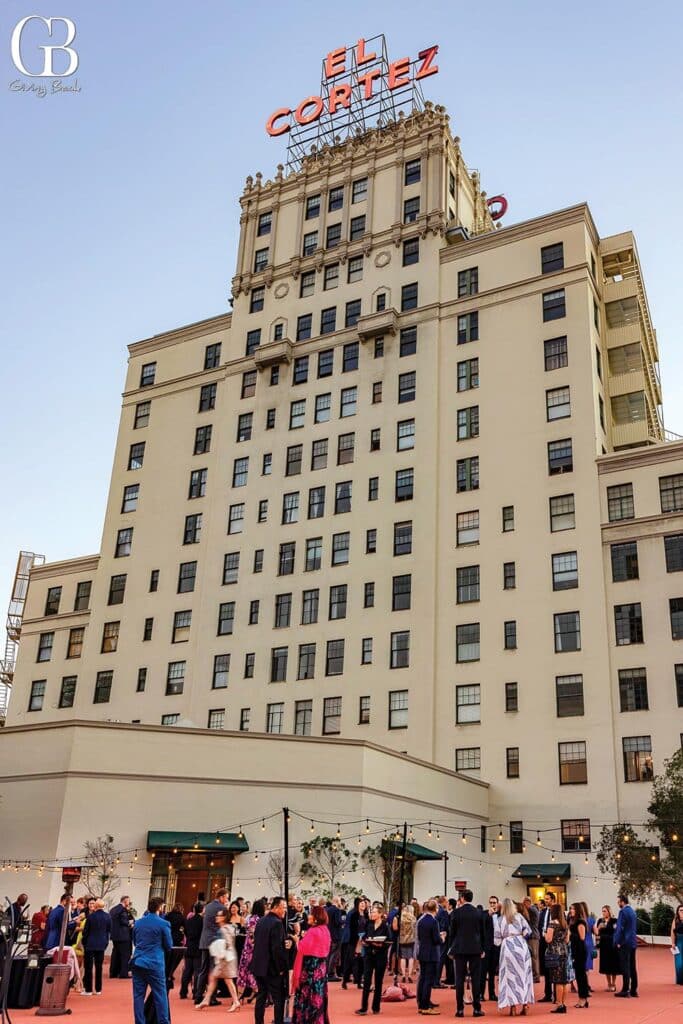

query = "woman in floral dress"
[292,906,331,1024]
[237,898,266,999]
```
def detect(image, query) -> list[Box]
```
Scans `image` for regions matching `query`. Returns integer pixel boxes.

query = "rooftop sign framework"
[265,35,439,172]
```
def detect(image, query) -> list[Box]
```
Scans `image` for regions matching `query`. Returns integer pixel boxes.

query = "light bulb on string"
[584,854,589,865]
[357,835,362,846]
[310,821,315,833]
[536,833,542,847]
[365,820,370,834]
[336,824,341,839]
[459,856,464,865]
[254,852,259,862]
[261,819,266,831]
[134,851,138,861]
[436,830,440,841]
[215,833,221,845]
[461,830,467,845]
[427,823,432,838]
[238,827,243,839]
[551,852,556,862]
[497,825,503,841]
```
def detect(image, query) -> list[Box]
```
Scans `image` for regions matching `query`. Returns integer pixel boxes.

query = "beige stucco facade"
[1,104,681,910]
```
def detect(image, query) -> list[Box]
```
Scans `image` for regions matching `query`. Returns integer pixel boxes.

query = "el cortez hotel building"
[2,37,683,911]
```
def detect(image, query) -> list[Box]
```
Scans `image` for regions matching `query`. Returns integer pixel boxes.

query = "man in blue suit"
[417,900,444,1014]
[614,893,638,998]
[131,897,172,1024]
[44,894,71,950]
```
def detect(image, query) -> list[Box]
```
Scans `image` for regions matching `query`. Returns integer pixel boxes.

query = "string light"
[365,820,370,834]
[238,827,243,839]
[536,833,542,846]
[436,830,440,842]
[336,824,341,839]
[427,823,432,838]
[215,833,221,845]
[310,821,315,833]
[261,819,266,831]
[491,842,496,852]
[461,830,467,845]
[497,825,504,841]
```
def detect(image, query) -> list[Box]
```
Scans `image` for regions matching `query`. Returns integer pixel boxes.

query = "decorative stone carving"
[374,251,391,268]
[274,282,289,299]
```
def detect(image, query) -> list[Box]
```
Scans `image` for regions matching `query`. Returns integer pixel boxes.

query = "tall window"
[622,736,653,782]
[558,741,587,784]
[556,674,584,717]
[509,821,524,851]
[395,468,414,501]
[546,387,571,421]
[128,442,145,470]
[359,695,371,724]
[458,358,479,391]
[328,584,347,620]
[504,620,517,650]
[550,494,575,532]
[188,468,207,498]
[457,457,479,492]
[59,676,77,708]
[270,647,288,682]
[457,312,478,344]
[611,542,639,581]
[217,602,235,636]
[195,424,213,454]
[619,668,649,711]
[199,383,217,412]
[325,640,344,676]
[456,684,480,724]
[266,703,284,734]
[552,551,578,590]
[404,158,421,185]
[456,623,480,662]
[457,565,480,603]
[544,336,568,371]
[554,611,581,652]
[308,486,326,519]
[607,483,634,522]
[108,574,127,605]
[140,362,156,387]
[389,690,409,729]
[394,520,413,555]
[614,603,644,645]
[301,589,320,625]
[403,237,419,266]
[541,242,564,273]
[294,699,313,735]
[664,534,683,572]
[670,598,683,639]
[28,680,46,711]
[390,631,410,668]
[457,406,479,440]
[505,682,519,713]
[297,646,316,682]
[548,439,573,474]
[401,283,418,311]
[458,267,479,297]
[74,580,92,611]
[660,474,683,513]
[331,532,350,565]
[94,670,113,704]
[404,196,420,222]
[212,654,230,689]
[101,620,120,653]
[323,697,342,735]
[456,511,479,546]
[392,574,412,611]
[282,493,299,525]
[66,627,84,659]
[542,288,566,321]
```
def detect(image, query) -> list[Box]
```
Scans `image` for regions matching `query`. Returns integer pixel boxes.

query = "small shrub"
[635,908,650,934]
[650,902,675,936]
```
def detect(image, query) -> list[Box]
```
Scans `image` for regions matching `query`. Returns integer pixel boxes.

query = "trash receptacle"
[36,963,72,1015]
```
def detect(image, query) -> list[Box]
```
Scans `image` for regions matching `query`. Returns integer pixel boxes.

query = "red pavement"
[11,946,683,1023]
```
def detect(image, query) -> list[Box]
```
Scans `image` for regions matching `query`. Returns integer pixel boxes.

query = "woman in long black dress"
[568,904,589,1008]
[594,905,619,991]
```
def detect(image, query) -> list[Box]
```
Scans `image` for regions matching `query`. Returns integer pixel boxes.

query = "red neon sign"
[266,39,439,137]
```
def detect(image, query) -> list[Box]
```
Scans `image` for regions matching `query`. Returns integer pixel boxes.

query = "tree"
[299,836,360,899]
[81,834,121,904]
[595,748,683,904]
[361,842,403,904]
[265,851,302,893]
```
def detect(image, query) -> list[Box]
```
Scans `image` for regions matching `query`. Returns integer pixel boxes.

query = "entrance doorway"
[527,884,567,908]
[149,852,234,907]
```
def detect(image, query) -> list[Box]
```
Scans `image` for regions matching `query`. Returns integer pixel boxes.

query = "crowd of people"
[7,889,683,1023]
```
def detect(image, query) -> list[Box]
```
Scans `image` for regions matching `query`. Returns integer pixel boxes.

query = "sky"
[2,0,683,629]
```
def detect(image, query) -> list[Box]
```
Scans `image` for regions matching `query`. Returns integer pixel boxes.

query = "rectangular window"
[611,541,639,581]
[324,262,339,290]
[504,620,517,650]
[670,597,683,639]
[59,676,77,708]
[302,230,317,256]
[456,747,481,774]
[250,286,264,313]
[222,551,240,585]
[661,474,683,513]
[384,630,409,670]
[143,617,153,641]
[458,357,479,392]
[619,667,649,711]
[240,708,251,731]
[199,383,217,412]
[236,412,253,443]
[607,483,634,522]
[347,255,363,283]
[128,442,145,470]
[281,492,300,525]
[183,513,202,545]
[505,682,519,713]
[546,386,571,421]
[401,282,418,311]
[140,361,156,387]
[289,400,305,430]
[388,689,409,729]
[554,611,581,652]
[561,819,591,852]
[368,476,379,501]
[457,565,480,603]
[359,695,371,724]
[345,299,361,328]
[277,541,295,577]
[266,702,284,734]
[622,735,653,782]
[392,574,411,611]
[274,593,292,628]
[558,741,588,784]
[207,708,225,730]
[161,714,180,726]
[325,639,345,676]
[676,664,683,707]
[326,223,342,248]
[341,342,359,373]
[457,266,479,297]
[398,371,416,403]
[66,626,84,659]
[188,468,207,499]
[457,457,479,492]
[308,485,325,519]
[228,503,245,533]
[503,561,516,590]
[108,574,127,605]
[509,819,523,849]
[101,620,120,653]
[331,531,350,566]
[337,432,355,465]
[301,588,320,625]
[665,534,683,573]
[334,481,352,515]
[502,505,515,532]
[548,438,573,474]
[402,237,419,266]
[556,674,584,717]
[615,603,644,645]
[28,679,46,712]
[456,510,479,546]
[394,520,413,555]
[217,601,235,635]
[550,493,575,532]
[352,177,367,202]
[297,646,316,682]
[395,468,414,502]
[257,211,272,236]
[404,195,420,222]
[350,215,366,241]
[364,582,375,608]
[44,586,62,616]
[457,311,478,344]
[305,537,322,572]
[172,610,191,644]
[323,696,342,734]
[294,698,313,735]
[367,529,376,555]
[328,185,344,211]
[212,653,230,690]
[543,288,566,321]
[232,456,249,487]
[456,684,481,724]
[74,580,92,611]
[372,381,383,404]
[270,646,288,682]
[249,599,259,625]
[457,406,479,440]
[361,637,373,665]
[329,583,348,620]
[245,328,261,356]
[552,551,578,590]
[541,242,564,274]
[314,393,331,424]
[286,444,303,477]
[194,424,213,456]
[299,270,315,298]
[544,336,568,371]
[94,670,113,704]
[292,316,311,345]
[134,400,151,428]
[340,386,357,417]
[306,193,321,219]
[404,158,421,185]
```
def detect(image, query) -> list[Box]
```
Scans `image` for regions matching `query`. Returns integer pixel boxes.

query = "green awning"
[386,840,443,862]
[512,863,571,880]
[147,831,249,853]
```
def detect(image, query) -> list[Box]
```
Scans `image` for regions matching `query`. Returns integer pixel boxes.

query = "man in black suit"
[417,900,444,1014]
[448,889,485,1018]
[537,892,556,1002]
[479,897,499,1002]
[252,896,290,1024]
[109,895,134,978]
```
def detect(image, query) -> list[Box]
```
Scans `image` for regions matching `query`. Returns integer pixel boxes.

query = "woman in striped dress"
[494,898,535,1015]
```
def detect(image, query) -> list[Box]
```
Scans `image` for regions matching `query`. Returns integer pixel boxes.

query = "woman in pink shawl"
[292,906,331,1024]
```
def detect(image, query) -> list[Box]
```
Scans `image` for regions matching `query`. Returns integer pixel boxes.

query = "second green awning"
[147,831,250,853]
[386,840,443,861]
[512,863,571,879]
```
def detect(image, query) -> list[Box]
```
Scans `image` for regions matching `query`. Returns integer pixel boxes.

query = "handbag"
[544,950,561,970]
